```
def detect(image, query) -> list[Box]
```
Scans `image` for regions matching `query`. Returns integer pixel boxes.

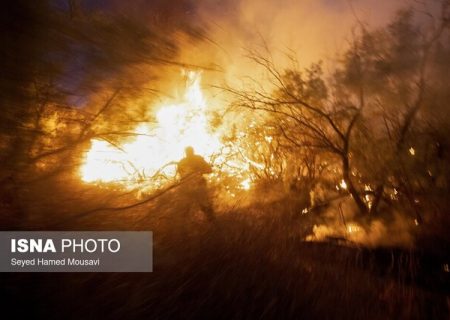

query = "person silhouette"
[176,146,215,221]
[177,146,212,178]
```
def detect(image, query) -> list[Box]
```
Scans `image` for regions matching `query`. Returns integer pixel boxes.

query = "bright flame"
[240,178,251,190]
[339,179,347,190]
[347,223,361,234]
[80,71,249,190]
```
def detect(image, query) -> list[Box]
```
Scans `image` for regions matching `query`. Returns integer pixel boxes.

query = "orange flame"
[80,71,252,191]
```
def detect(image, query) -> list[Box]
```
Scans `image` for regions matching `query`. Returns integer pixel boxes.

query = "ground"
[1,203,449,319]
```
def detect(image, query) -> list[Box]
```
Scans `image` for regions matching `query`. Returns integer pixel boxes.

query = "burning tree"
[1,0,449,234]
[228,3,450,217]
[0,0,207,224]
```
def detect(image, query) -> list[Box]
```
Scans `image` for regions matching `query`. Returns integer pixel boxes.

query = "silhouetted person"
[176,146,215,221]
[178,146,212,178]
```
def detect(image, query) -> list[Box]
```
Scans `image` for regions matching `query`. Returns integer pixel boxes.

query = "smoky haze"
[1,1,450,319]
[177,0,414,82]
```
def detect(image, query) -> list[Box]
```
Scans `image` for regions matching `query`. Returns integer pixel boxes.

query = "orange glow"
[80,71,252,190]
[240,178,251,190]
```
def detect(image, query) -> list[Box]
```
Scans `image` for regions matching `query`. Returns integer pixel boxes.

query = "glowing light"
[240,178,251,190]
[80,71,247,189]
[364,194,372,208]
[347,223,361,234]
[409,147,415,156]
[339,179,347,190]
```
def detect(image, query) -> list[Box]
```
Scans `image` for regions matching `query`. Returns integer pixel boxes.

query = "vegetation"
[1,1,449,319]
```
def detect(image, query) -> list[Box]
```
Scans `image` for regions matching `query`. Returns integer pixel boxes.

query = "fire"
[346,223,362,234]
[240,178,251,190]
[80,71,250,190]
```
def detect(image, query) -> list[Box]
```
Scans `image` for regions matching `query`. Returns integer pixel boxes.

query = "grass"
[1,177,449,319]
[2,194,449,319]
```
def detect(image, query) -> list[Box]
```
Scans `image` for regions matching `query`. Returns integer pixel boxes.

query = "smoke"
[306,198,416,247]
[59,0,421,117]
[174,0,412,85]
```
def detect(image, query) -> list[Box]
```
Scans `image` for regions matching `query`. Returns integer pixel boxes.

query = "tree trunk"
[342,154,368,214]
[369,184,384,214]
